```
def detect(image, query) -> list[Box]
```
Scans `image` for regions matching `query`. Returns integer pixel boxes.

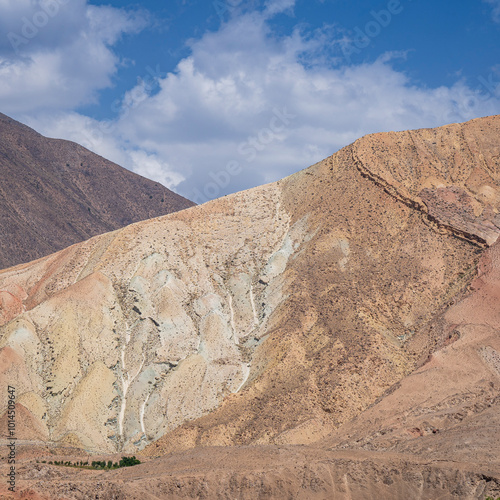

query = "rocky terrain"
[1,115,500,498]
[0,112,194,269]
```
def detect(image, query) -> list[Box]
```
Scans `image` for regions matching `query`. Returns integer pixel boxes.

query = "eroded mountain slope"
[324,233,500,469]
[0,116,499,459]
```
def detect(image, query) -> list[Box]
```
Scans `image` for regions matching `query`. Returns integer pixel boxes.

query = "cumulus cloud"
[0,0,148,114]
[128,151,185,190]
[17,5,500,204]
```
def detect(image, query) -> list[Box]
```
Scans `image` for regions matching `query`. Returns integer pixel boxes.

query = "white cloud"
[263,0,296,17]
[128,151,185,190]
[15,7,500,204]
[0,1,148,114]
[0,0,87,54]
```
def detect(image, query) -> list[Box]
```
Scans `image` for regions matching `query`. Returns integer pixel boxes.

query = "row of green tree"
[37,456,141,469]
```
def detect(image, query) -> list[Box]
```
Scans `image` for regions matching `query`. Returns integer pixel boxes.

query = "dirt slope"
[3,445,500,499]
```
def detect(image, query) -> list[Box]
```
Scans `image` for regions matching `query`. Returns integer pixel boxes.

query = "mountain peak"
[0,113,194,269]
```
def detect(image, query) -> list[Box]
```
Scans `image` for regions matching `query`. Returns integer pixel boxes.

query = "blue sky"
[1,0,499,203]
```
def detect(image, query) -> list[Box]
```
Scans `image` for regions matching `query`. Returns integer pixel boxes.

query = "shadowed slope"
[0,112,194,269]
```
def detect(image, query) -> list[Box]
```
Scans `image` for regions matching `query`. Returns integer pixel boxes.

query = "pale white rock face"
[0,182,298,452]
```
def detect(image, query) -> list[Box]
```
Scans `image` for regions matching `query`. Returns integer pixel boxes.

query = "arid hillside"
[0,112,194,269]
[1,115,500,499]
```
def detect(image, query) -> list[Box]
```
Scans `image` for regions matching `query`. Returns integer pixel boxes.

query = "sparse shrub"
[119,456,141,467]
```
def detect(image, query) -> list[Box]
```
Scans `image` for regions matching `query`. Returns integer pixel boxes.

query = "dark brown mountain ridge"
[0,112,194,269]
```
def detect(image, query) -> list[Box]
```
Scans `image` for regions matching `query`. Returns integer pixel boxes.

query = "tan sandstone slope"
[1,116,500,498]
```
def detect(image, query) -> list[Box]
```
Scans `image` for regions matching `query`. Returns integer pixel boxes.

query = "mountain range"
[1,115,500,498]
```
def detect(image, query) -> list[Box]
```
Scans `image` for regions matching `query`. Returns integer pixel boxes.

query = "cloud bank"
[2,0,500,202]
